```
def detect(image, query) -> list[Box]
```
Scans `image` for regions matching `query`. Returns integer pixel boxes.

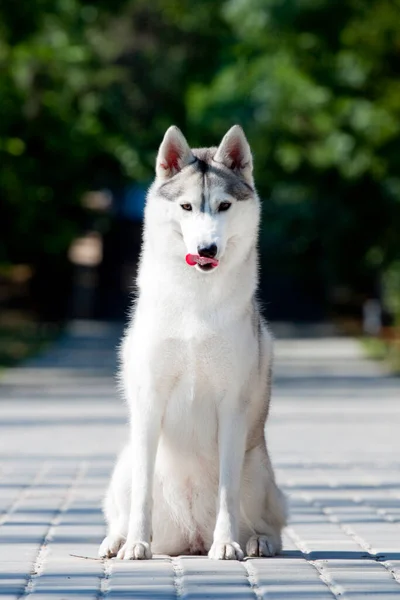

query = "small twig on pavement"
[69,553,104,561]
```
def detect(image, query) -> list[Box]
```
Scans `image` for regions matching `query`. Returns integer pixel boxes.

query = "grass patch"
[0,312,63,369]
[361,334,400,375]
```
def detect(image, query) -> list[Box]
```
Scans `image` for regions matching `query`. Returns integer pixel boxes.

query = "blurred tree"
[96,0,230,175]
[187,0,400,318]
[0,0,130,317]
[0,0,228,317]
[1,0,400,321]
[0,0,127,262]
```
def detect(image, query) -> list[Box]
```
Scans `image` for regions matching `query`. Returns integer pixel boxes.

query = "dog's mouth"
[185,254,219,272]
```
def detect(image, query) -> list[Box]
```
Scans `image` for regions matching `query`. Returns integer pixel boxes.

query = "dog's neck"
[137,238,258,319]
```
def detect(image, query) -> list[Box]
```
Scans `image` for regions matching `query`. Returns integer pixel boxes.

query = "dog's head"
[148,125,260,273]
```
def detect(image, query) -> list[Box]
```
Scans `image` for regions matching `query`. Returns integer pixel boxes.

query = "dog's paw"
[208,541,244,561]
[98,534,125,558]
[246,534,279,557]
[117,541,152,560]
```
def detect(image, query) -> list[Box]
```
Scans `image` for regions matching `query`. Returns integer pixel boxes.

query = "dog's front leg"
[209,401,246,561]
[117,382,162,560]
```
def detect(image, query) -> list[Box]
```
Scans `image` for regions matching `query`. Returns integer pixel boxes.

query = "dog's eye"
[218,202,231,212]
[181,204,192,211]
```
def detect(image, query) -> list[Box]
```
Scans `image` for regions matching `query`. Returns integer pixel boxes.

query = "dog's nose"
[198,244,218,259]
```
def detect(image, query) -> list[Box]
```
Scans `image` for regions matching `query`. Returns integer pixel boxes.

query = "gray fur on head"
[156,125,253,186]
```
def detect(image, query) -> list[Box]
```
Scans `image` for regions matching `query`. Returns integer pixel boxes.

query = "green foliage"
[0,314,61,368]
[383,261,400,325]
[1,0,399,318]
[187,0,400,298]
[0,0,127,265]
[0,0,228,268]
[361,334,400,375]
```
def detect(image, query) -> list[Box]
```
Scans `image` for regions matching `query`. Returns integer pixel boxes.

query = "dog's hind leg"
[98,446,131,558]
[240,444,287,557]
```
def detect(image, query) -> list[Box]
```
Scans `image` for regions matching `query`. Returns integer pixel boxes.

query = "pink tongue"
[186,254,219,267]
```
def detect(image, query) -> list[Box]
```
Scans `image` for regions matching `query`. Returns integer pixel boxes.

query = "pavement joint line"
[171,556,184,598]
[0,462,49,528]
[97,558,112,600]
[374,506,399,524]
[354,493,400,525]
[285,526,345,599]
[301,492,400,588]
[19,461,88,598]
[277,460,400,470]
[2,333,400,598]
[362,500,400,580]
[342,496,400,585]
[0,463,12,503]
[242,559,264,600]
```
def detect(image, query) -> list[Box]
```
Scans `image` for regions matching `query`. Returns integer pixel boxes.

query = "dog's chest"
[161,341,220,456]
[134,299,255,454]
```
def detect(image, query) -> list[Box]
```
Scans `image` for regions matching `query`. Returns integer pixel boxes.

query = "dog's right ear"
[156,126,195,179]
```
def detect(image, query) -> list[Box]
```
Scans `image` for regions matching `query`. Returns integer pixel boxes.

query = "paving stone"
[1,321,400,598]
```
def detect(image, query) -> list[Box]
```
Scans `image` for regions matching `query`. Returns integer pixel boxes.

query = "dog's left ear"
[213,125,253,184]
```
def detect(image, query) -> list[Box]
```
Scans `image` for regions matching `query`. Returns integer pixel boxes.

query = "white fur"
[98,126,287,561]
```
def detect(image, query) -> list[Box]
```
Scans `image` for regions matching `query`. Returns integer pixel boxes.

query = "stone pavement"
[1,320,400,599]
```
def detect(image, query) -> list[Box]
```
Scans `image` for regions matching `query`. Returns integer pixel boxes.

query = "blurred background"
[1,0,399,369]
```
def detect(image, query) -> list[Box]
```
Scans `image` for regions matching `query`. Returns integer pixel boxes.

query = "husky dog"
[99,125,286,561]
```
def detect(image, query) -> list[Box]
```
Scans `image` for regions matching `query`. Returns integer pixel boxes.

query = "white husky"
[99,125,286,560]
